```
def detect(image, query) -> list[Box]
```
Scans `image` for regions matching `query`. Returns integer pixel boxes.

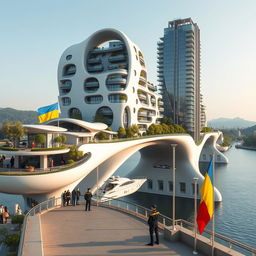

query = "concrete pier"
[41,205,203,256]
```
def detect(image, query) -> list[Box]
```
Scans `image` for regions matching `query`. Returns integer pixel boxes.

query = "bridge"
[0,132,228,207]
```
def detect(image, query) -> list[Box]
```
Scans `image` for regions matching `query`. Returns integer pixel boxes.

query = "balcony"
[107,84,125,91]
[87,65,104,72]
[138,117,152,123]
[138,94,147,100]
[85,95,103,104]
[151,97,156,103]
[139,76,147,86]
[108,64,127,71]
[108,94,127,103]
[62,97,71,106]
[87,57,101,64]
[91,45,124,54]
[63,64,76,76]
[138,111,147,117]
[106,77,127,85]
[148,83,157,92]
[60,80,72,90]
[158,100,164,106]
[109,54,126,62]
[148,112,155,117]
[159,107,164,112]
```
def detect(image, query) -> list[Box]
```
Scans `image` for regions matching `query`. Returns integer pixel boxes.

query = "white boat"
[96,176,147,202]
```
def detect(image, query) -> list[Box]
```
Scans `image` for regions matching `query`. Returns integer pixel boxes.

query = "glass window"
[158,180,164,191]
[66,55,72,61]
[147,179,153,189]
[180,182,186,193]
[168,181,173,191]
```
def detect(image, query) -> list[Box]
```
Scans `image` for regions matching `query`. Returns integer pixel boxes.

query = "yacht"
[96,176,147,202]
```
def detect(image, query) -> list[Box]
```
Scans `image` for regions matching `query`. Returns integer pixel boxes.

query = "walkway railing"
[99,197,256,256]
[18,197,62,256]
[18,196,256,256]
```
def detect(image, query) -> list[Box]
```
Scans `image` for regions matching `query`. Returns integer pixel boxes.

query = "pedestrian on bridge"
[146,204,160,246]
[84,188,92,211]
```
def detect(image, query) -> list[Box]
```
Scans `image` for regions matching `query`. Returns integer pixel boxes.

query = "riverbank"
[235,144,256,151]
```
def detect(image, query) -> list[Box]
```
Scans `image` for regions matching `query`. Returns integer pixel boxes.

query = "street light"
[171,144,177,231]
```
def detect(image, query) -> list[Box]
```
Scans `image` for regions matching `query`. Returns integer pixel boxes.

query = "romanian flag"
[37,103,59,123]
[196,158,214,234]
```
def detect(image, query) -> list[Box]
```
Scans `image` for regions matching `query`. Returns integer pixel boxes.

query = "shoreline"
[235,144,256,151]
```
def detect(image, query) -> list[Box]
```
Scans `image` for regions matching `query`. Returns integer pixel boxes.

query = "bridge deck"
[41,205,204,256]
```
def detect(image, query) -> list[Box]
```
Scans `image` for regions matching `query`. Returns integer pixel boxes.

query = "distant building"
[58,28,163,132]
[157,18,206,140]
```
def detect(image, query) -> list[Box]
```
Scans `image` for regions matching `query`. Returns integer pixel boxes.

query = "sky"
[0,0,256,121]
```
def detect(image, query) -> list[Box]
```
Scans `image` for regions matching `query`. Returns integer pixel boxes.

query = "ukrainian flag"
[196,158,214,234]
[37,103,59,123]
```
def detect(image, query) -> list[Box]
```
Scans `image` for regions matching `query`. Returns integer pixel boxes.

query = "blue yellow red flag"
[196,158,214,234]
[37,103,59,123]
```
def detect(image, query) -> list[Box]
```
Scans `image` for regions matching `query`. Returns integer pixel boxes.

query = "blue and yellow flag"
[37,103,59,123]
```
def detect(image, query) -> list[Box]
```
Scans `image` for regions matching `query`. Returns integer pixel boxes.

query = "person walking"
[2,206,10,224]
[62,191,67,206]
[66,190,71,206]
[76,188,81,205]
[0,204,4,224]
[10,156,15,168]
[71,189,77,206]
[84,188,92,211]
[146,205,160,246]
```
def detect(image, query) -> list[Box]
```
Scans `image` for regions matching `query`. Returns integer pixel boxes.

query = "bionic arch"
[0,132,227,206]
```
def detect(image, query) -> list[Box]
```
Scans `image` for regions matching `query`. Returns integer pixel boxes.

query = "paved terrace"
[41,205,204,256]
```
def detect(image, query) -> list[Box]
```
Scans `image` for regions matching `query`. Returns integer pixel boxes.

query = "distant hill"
[241,124,256,136]
[0,108,38,124]
[207,117,256,129]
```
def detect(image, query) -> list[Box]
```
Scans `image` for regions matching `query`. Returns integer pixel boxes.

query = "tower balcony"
[106,77,127,85]
[148,83,157,92]
[87,64,104,72]
[87,57,101,64]
[159,107,164,112]
[109,54,126,62]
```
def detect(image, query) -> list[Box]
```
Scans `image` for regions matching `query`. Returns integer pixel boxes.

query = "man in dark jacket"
[84,188,92,211]
[147,205,160,246]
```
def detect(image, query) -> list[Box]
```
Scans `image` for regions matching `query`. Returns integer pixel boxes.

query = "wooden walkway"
[41,205,204,256]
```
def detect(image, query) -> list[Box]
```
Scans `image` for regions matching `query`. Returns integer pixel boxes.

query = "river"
[0,144,255,250]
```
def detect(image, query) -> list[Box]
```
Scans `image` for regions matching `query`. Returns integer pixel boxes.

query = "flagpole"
[171,144,177,231]
[211,153,215,256]
[193,177,198,255]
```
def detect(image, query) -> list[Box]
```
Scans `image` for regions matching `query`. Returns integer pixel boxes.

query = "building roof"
[24,124,67,133]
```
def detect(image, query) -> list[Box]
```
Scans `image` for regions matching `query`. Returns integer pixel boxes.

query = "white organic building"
[58,28,164,132]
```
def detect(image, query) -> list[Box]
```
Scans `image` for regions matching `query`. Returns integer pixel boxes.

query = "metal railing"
[18,197,62,256]
[99,197,256,256]
[18,196,256,256]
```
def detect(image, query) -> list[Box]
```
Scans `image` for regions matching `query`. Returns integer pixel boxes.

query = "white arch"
[0,132,227,205]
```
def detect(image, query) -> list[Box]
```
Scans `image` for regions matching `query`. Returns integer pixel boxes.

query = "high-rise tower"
[157,18,205,141]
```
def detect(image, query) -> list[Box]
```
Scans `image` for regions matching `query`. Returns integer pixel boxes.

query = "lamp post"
[96,166,99,207]
[193,177,199,255]
[171,144,177,231]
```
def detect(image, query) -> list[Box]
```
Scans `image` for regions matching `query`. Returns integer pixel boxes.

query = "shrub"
[3,233,20,251]
[67,159,75,164]
[117,127,126,138]
[12,215,25,231]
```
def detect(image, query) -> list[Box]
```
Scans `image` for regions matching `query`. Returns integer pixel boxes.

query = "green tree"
[12,215,25,231]
[94,113,105,123]
[34,134,46,147]
[125,127,133,138]
[155,124,163,134]
[54,135,67,145]
[96,131,108,140]
[67,145,83,161]
[173,124,186,133]
[2,121,24,147]
[161,123,170,134]
[118,127,126,138]
[147,124,156,135]
[168,124,175,133]
[161,116,173,125]
[131,124,140,137]
[201,127,212,133]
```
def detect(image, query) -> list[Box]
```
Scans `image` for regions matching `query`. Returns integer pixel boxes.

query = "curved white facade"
[0,132,227,205]
[58,28,163,131]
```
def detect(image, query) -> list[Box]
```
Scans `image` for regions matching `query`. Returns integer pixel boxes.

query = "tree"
[173,124,186,133]
[34,134,46,147]
[155,124,163,134]
[54,135,67,145]
[96,131,108,140]
[125,127,133,138]
[147,124,156,135]
[201,127,212,133]
[161,123,170,134]
[94,113,105,123]
[118,127,126,138]
[2,121,24,147]
[161,116,173,125]
[168,124,175,133]
[67,145,83,161]
[131,124,140,137]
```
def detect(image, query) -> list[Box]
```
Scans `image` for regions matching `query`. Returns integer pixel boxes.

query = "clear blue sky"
[1,0,255,121]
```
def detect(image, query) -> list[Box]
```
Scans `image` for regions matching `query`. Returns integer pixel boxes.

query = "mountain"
[241,124,256,136]
[0,108,38,124]
[207,117,256,129]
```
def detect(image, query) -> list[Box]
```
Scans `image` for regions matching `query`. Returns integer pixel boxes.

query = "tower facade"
[157,18,205,141]
[58,28,163,132]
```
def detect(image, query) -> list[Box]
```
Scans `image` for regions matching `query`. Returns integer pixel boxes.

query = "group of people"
[0,155,14,168]
[0,205,10,224]
[61,188,93,211]
[62,188,81,206]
